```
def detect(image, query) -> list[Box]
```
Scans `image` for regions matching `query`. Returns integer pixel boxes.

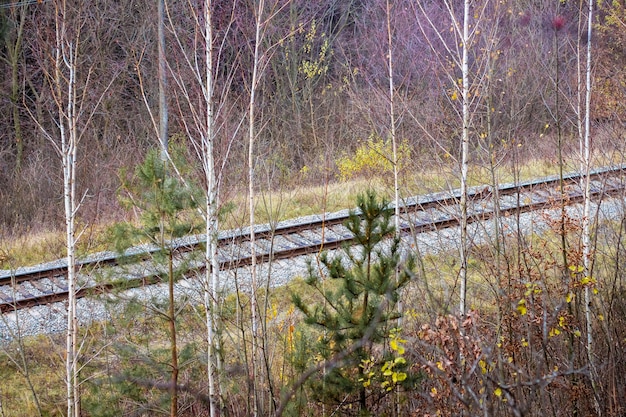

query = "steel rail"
[1,165,625,313]
[2,163,623,286]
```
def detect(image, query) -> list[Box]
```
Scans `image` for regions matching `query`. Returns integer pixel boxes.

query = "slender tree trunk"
[158,0,168,159]
[248,2,265,415]
[581,0,593,365]
[159,4,174,410]
[386,0,399,235]
[7,7,26,173]
[386,4,402,414]
[580,1,599,413]
[553,10,569,279]
[168,250,179,417]
[458,0,470,317]
[54,3,81,414]
[203,1,221,414]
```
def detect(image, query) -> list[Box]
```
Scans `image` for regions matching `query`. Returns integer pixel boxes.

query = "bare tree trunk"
[414,0,474,316]
[386,0,399,235]
[385,4,401,413]
[580,1,599,413]
[163,1,240,411]
[26,1,113,414]
[53,2,81,414]
[54,2,80,417]
[458,0,470,317]
[158,0,168,160]
[248,2,265,414]
[203,1,221,414]
[3,4,27,173]
[168,250,179,417]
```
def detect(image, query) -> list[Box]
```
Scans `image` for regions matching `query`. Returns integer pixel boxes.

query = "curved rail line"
[1,165,625,313]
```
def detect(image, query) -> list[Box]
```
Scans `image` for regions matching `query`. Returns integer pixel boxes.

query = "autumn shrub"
[396,201,621,416]
[335,133,411,181]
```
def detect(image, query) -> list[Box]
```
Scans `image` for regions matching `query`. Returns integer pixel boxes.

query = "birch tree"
[577,0,599,410]
[245,1,291,413]
[386,0,400,235]
[413,0,488,316]
[158,0,168,160]
[28,1,114,414]
[54,4,80,415]
[165,0,242,413]
[248,3,264,414]
[29,1,85,415]
[201,3,220,414]
[457,0,470,317]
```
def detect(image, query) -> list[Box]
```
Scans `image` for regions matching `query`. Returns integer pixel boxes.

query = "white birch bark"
[386,0,400,235]
[580,1,599,411]
[28,2,112,415]
[163,1,241,410]
[203,1,221,414]
[53,2,80,415]
[582,0,593,362]
[158,0,168,160]
[458,0,470,317]
[413,0,477,316]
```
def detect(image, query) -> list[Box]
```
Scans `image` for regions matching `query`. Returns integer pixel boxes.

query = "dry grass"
[1,210,625,415]
[2,139,624,271]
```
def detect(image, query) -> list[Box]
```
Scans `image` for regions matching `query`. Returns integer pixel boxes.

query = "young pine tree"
[112,147,201,416]
[292,190,415,414]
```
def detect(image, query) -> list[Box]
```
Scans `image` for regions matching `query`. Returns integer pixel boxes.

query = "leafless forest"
[1,0,626,416]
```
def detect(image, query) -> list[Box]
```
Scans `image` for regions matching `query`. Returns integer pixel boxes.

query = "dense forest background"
[1,0,624,236]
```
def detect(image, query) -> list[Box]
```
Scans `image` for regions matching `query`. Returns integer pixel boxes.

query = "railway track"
[1,165,625,314]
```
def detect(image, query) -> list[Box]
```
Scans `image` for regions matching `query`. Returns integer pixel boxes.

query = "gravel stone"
[2,192,625,343]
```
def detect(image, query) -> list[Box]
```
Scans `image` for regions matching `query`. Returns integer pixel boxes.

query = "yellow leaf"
[494,387,502,397]
[479,359,487,374]
[566,293,575,303]
[451,90,458,101]
[517,299,527,316]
